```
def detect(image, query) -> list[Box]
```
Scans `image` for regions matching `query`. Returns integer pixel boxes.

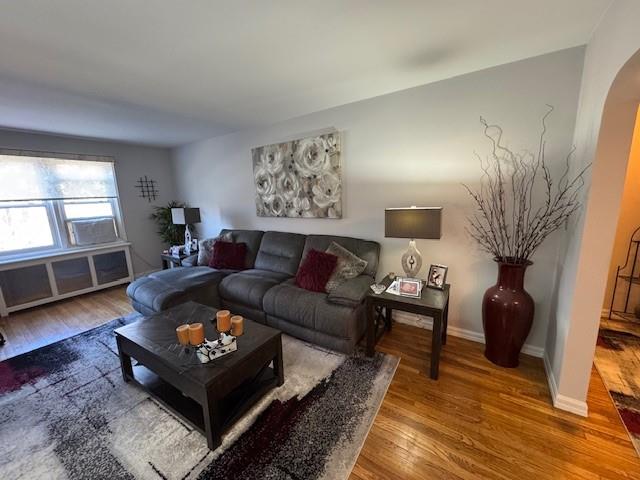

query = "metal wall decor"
[135,176,159,202]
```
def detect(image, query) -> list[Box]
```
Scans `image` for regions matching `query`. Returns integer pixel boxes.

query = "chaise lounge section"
[127,229,380,354]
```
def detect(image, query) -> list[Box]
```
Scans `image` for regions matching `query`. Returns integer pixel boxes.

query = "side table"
[161,253,189,269]
[366,275,450,379]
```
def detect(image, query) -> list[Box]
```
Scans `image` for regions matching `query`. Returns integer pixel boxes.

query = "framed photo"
[399,277,422,297]
[427,264,448,290]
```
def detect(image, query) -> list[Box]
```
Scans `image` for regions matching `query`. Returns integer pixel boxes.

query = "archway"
[550,47,640,414]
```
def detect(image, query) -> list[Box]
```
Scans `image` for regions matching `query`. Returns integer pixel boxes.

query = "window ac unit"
[71,218,117,245]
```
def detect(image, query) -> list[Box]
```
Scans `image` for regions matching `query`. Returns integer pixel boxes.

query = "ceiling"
[0,0,612,147]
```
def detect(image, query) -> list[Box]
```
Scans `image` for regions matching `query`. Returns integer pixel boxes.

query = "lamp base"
[401,240,422,277]
[184,225,192,256]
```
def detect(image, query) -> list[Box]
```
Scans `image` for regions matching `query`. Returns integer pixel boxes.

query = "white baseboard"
[392,311,544,358]
[392,311,589,416]
[542,352,588,417]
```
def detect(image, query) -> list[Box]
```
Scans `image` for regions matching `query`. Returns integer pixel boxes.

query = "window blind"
[0,153,117,201]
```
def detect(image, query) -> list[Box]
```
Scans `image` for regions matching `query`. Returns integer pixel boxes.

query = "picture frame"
[398,277,422,297]
[427,264,448,290]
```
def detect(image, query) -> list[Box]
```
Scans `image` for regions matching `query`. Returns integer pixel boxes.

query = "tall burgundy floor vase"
[482,260,534,368]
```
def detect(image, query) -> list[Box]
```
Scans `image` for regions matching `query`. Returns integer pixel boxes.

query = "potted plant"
[150,201,193,247]
[463,106,589,367]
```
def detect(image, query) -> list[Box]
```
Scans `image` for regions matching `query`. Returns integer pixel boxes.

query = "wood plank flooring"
[351,322,640,480]
[0,285,133,361]
[0,287,638,478]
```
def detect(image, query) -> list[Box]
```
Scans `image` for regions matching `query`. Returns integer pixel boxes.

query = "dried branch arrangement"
[463,106,590,264]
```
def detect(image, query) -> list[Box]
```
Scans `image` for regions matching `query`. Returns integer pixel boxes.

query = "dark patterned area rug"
[0,315,398,479]
[595,327,640,456]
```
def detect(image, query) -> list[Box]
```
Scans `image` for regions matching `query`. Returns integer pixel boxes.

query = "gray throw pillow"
[197,231,233,266]
[325,242,368,292]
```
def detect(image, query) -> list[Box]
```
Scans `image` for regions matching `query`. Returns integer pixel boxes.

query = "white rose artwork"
[252,132,342,218]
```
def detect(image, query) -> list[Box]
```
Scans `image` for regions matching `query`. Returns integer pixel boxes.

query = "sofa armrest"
[181,254,199,267]
[327,275,374,308]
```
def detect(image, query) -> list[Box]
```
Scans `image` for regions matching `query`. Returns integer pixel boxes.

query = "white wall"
[603,107,640,313]
[545,0,640,415]
[172,47,585,352]
[0,128,175,275]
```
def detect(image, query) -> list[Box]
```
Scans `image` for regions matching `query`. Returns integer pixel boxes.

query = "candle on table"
[216,310,231,332]
[176,324,190,345]
[188,323,205,345]
[231,315,244,336]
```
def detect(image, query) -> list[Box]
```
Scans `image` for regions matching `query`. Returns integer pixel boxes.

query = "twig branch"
[463,108,590,264]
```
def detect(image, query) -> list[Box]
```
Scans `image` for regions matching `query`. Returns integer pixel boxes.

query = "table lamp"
[171,207,201,255]
[385,206,442,277]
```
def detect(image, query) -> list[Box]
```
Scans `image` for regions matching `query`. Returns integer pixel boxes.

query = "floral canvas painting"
[252,132,342,218]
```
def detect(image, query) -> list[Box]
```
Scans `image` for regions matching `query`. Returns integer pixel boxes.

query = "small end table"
[161,253,189,269]
[366,275,450,379]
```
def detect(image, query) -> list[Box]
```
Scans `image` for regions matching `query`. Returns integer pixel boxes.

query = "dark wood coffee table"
[114,301,284,450]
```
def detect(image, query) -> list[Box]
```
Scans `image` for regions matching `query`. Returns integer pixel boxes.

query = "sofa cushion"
[126,266,227,313]
[235,269,291,281]
[210,241,247,270]
[295,249,338,293]
[327,275,374,308]
[219,229,264,269]
[302,235,380,278]
[254,231,306,276]
[146,266,227,284]
[265,315,365,354]
[263,279,356,338]
[325,242,368,292]
[219,269,290,310]
[219,299,267,325]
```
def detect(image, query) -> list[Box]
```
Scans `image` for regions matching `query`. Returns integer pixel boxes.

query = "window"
[0,152,125,259]
[0,201,57,254]
[63,199,114,219]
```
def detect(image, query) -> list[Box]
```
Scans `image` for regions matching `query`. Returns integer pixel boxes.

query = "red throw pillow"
[295,249,338,293]
[210,241,247,270]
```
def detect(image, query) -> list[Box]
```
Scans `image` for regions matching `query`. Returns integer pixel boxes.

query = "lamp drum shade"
[171,207,201,225]
[385,207,442,239]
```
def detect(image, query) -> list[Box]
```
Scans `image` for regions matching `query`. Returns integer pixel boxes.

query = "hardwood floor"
[601,313,640,336]
[0,285,133,361]
[0,288,638,478]
[351,323,640,480]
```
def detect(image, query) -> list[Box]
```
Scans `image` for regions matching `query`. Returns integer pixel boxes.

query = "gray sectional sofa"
[126,229,380,354]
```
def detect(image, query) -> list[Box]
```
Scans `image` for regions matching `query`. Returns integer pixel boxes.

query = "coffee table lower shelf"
[123,362,280,447]
[128,364,206,431]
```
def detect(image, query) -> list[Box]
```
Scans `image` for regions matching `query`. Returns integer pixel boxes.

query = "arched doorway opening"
[549,47,640,417]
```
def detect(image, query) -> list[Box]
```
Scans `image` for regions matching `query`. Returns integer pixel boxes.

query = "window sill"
[0,241,132,267]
